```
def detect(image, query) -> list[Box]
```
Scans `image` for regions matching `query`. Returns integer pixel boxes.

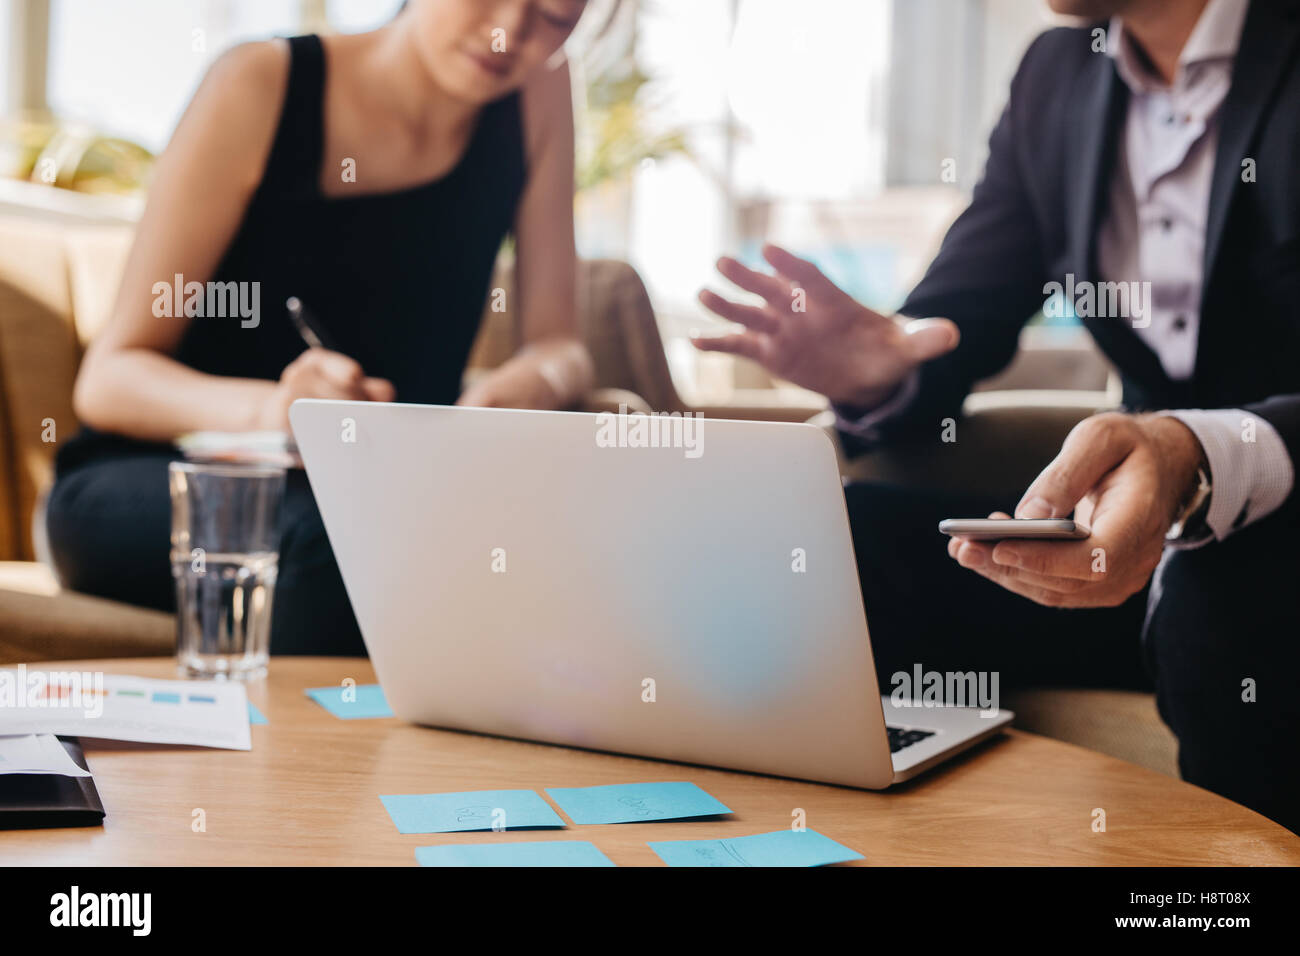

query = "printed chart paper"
[0,669,251,750]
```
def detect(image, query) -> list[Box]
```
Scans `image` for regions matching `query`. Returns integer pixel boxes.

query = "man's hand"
[948,413,1207,608]
[695,243,959,407]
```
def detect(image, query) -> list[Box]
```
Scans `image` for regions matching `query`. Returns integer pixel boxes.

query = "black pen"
[285,296,340,352]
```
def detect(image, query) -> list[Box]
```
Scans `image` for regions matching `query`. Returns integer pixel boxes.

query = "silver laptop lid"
[291,400,893,788]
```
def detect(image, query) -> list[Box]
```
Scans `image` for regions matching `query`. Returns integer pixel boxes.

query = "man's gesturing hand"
[695,243,959,408]
[948,413,1208,608]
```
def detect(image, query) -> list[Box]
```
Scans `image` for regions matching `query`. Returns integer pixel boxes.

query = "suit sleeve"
[1165,408,1295,544]
[1242,395,1300,524]
[844,35,1055,446]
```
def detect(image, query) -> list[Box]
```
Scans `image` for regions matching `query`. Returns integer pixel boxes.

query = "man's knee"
[1146,527,1300,831]
[1147,527,1300,687]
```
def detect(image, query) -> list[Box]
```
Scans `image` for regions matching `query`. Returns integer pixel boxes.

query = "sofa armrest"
[687,387,827,423]
[0,587,173,665]
[819,391,1116,499]
[691,403,828,423]
[1002,688,1178,777]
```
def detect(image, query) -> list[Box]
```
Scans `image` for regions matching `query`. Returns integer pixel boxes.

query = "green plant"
[575,38,689,191]
[0,114,154,195]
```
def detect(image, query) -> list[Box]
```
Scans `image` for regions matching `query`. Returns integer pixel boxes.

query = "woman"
[47,0,596,655]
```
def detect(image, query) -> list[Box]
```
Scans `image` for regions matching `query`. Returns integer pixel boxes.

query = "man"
[697,0,1300,832]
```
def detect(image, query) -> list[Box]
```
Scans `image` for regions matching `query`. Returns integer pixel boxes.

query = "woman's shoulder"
[206,38,292,95]
[190,39,293,151]
[170,40,293,194]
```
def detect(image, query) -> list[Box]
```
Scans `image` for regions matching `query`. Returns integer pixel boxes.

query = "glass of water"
[169,462,286,680]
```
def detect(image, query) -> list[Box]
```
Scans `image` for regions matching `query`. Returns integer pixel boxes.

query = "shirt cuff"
[832,370,921,442]
[1164,408,1295,547]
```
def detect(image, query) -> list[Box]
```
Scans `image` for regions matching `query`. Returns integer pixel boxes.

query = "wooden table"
[2,657,1297,866]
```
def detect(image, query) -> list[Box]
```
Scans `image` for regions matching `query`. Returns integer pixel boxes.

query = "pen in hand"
[285,296,339,352]
[279,296,396,412]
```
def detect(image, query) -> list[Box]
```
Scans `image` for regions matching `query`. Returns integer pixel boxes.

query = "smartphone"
[938,518,1090,540]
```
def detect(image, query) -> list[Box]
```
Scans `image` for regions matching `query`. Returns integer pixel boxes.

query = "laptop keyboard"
[887,726,936,753]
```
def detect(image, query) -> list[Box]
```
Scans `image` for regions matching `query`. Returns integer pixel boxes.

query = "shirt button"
[1161,217,1174,231]
[1172,315,1188,332]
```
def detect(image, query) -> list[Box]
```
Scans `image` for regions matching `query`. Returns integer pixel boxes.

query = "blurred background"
[0,1,1172,776]
[1,0,1087,404]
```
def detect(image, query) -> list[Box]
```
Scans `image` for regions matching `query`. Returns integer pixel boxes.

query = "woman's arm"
[457,58,593,410]
[73,42,285,439]
[74,41,388,440]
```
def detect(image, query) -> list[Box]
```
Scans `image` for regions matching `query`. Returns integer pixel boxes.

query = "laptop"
[291,400,1013,788]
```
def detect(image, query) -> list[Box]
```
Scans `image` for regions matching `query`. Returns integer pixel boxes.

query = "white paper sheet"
[0,669,251,751]
[0,733,92,776]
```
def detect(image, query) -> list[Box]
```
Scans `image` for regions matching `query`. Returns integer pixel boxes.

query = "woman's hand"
[254,349,395,430]
[457,338,593,410]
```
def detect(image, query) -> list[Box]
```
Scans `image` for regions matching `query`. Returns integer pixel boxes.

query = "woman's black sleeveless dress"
[46,35,527,655]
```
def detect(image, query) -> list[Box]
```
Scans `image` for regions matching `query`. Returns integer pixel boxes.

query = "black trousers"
[46,451,365,657]
[846,481,1300,835]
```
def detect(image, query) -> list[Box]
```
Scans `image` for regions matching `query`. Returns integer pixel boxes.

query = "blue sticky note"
[416,840,615,867]
[649,829,863,867]
[380,790,565,834]
[545,782,731,825]
[247,702,268,725]
[305,684,393,719]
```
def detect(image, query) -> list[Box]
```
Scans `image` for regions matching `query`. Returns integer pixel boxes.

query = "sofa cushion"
[0,560,60,595]
[0,216,134,561]
[1003,688,1178,778]
[0,584,172,665]
[467,259,685,412]
[0,217,83,560]
[64,225,134,346]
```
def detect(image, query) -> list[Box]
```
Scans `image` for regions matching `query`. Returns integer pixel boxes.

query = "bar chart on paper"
[0,671,251,750]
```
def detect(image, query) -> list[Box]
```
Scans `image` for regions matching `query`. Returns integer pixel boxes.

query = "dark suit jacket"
[881,0,1300,526]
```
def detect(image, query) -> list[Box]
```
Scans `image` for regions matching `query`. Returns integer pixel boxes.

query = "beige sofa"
[0,211,1178,777]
